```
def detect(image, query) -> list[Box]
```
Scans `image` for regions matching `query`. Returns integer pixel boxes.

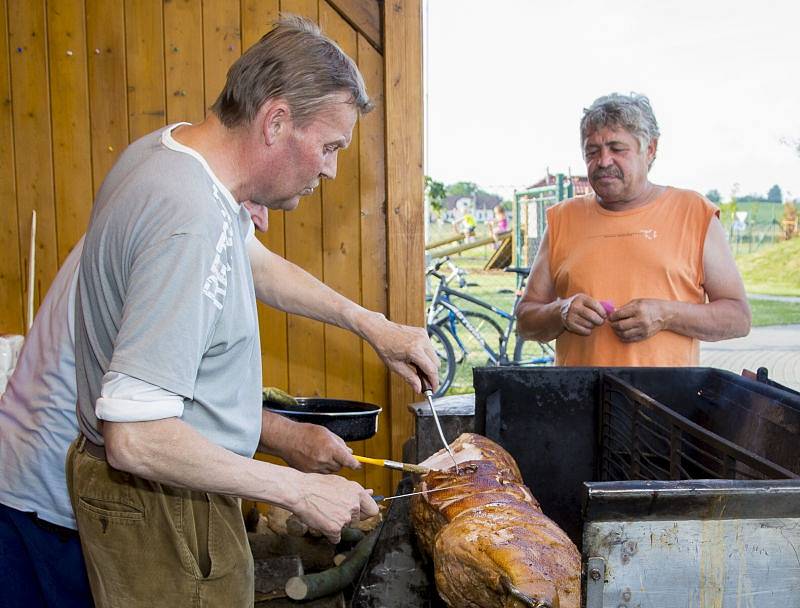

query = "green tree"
[425,176,447,214]
[446,181,478,198]
[706,189,721,203]
[768,184,783,203]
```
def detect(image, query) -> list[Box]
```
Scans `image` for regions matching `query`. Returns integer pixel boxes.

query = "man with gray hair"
[67,16,437,607]
[516,92,750,366]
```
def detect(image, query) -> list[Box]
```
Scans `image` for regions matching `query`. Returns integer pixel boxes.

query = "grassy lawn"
[749,299,800,326]
[736,237,800,297]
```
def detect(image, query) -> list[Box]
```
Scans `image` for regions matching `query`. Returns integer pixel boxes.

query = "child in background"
[488,205,509,248]
[453,211,477,243]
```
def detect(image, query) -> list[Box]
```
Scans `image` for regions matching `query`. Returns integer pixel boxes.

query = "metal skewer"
[417,369,460,474]
[373,482,471,502]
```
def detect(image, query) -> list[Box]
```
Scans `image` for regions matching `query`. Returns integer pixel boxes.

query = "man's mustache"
[592,168,623,180]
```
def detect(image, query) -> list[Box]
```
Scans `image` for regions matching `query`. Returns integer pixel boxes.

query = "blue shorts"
[0,502,93,607]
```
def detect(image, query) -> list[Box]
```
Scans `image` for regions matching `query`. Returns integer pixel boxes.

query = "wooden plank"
[280,0,327,399]
[434,233,503,257]
[0,0,23,333]
[164,0,205,124]
[484,234,513,270]
[325,0,381,51]
[425,232,463,250]
[86,0,128,194]
[356,35,390,495]
[47,0,93,265]
[241,0,278,47]
[202,0,241,111]
[319,0,364,485]
[125,0,166,141]
[8,0,57,318]
[384,0,424,469]
[241,0,289,391]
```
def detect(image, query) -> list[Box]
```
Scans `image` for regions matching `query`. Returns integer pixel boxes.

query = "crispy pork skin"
[411,433,580,608]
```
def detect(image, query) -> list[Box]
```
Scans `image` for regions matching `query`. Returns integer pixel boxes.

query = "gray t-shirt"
[75,125,262,457]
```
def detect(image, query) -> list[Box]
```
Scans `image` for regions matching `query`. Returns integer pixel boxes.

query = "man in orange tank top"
[516,93,750,366]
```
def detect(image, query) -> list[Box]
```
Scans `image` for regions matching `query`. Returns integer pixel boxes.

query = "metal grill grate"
[600,373,798,482]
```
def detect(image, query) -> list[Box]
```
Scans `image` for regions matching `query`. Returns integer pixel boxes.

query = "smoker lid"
[583,479,800,522]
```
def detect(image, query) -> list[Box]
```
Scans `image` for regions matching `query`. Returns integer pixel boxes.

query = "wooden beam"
[357,33,391,495]
[86,0,128,194]
[433,230,511,257]
[47,0,93,266]
[9,0,58,314]
[325,0,381,51]
[0,0,24,334]
[282,0,327,398]
[425,233,464,251]
[384,0,423,470]
[319,1,366,486]
[125,1,166,140]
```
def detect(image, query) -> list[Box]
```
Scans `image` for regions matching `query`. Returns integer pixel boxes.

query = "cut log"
[285,529,379,601]
[286,514,310,537]
[339,527,365,544]
[253,556,303,600]
[266,505,293,536]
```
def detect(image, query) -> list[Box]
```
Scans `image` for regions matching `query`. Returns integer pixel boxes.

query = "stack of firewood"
[247,505,382,606]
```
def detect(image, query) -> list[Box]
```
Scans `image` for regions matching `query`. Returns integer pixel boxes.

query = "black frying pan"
[262,397,381,442]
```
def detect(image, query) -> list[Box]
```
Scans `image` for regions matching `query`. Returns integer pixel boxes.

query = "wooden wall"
[0,0,423,497]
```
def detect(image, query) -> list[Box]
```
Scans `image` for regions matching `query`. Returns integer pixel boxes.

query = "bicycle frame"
[427,273,519,365]
[426,263,554,367]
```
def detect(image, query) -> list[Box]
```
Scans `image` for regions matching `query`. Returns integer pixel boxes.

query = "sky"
[424,0,800,202]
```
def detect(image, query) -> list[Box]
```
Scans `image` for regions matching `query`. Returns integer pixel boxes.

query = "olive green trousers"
[66,436,254,607]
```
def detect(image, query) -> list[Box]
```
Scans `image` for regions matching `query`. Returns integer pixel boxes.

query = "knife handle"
[414,364,433,394]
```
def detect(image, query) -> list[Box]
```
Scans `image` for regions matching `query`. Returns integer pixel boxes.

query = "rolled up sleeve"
[96,371,184,422]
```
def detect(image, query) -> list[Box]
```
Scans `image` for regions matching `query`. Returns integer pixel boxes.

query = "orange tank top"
[547,187,718,366]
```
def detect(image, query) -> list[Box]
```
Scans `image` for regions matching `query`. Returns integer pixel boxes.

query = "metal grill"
[600,373,798,482]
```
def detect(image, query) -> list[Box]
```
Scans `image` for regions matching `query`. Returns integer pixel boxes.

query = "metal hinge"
[585,556,606,608]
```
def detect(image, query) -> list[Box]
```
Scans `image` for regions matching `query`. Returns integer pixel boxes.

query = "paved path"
[700,324,800,392]
[748,293,800,303]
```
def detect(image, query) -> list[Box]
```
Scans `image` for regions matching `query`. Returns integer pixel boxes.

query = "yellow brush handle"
[354,455,386,467]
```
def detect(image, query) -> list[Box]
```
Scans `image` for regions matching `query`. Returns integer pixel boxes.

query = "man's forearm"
[104,416,377,543]
[258,409,298,456]
[515,299,565,342]
[662,298,751,341]
[104,418,303,509]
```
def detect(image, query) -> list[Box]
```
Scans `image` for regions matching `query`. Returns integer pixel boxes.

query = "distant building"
[526,173,593,197]
[442,191,505,222]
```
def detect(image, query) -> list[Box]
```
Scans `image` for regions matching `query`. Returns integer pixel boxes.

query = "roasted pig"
[410,433,580,608]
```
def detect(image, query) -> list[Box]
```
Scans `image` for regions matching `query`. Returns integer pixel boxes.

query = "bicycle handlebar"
[503,266,531,276]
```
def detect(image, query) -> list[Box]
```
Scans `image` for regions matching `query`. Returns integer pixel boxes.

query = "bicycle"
[425,258,554,396]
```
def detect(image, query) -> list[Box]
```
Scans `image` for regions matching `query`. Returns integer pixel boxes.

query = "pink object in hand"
[600,300,616,315]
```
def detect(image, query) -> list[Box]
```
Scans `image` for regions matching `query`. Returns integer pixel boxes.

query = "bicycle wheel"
[427,323,456,397]
[512,337,555,366]
[435,310,504,365]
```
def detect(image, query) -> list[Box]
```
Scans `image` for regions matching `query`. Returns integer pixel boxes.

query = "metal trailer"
[356,366,800,607]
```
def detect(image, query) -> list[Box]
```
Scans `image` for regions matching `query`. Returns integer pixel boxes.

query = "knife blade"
[416,368,460,474]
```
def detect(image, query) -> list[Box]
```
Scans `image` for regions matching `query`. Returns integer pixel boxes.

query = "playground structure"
[425,172,577,271]
[425,230,512,270]
[513,173,575,268]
